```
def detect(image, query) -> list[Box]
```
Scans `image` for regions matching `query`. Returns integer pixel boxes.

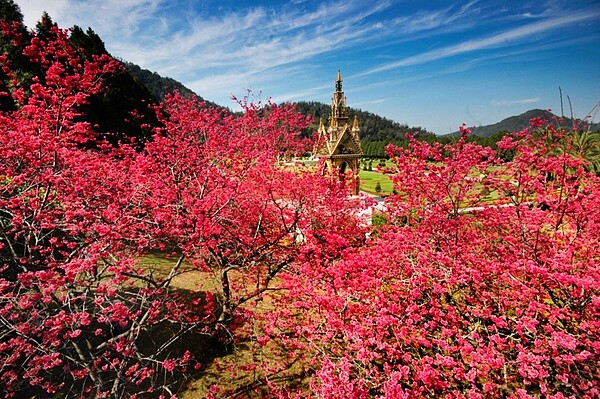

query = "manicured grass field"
[359,169,394,195]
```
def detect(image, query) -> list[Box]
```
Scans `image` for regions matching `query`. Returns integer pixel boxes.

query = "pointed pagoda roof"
[316,71,363,158]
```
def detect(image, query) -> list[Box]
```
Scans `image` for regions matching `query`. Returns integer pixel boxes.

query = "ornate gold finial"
[335,70,343,92]
[318,117,324,131]
[352,115,359,129]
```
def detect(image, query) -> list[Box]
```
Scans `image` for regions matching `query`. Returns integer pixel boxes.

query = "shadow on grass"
[132,286,236,398]
[180,337,313,399]
[9,286,235,399]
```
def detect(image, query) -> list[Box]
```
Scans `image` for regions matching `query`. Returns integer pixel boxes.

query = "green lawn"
[359,163,505,202]
[359,169,394,195]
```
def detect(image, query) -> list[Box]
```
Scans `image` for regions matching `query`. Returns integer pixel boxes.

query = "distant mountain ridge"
[4,1,597,149]
[123,62,197,101]
[294,101,434,141]
[446,109,600,137]
[122,63,220,109]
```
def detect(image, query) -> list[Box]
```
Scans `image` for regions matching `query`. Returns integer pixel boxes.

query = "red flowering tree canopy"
[0,20,369,398]
[269,126,600,398]
[1,13,599,399]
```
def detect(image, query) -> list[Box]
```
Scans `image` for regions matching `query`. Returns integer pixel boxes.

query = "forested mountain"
[122,63,221,109]
[446,109,600,137]
[295,101,433,141]
[2,0,596,157]
[122,62,196,101]
[0,4,157,147]
[294,101,435,157]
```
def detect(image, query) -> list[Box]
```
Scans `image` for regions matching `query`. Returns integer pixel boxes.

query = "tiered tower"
[316,71,363,195]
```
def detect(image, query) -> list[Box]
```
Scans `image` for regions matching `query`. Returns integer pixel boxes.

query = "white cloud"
[11,0,599,124]
[107,0,393,102]
[16,0,70,28]
[16,0,162,34]
[360,9,597,76]
[491,98,542,107]
[13,0,391,102]
[392,0,480,34]
[354,98,389,107]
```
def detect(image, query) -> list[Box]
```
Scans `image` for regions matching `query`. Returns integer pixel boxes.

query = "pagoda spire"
[314,70,363,195]
[330,70,348,127]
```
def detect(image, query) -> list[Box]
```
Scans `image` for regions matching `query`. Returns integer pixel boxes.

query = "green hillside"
[3,0,596,156]
[446,109,599,138]
[294,101,435,157]
[122,62,220,109]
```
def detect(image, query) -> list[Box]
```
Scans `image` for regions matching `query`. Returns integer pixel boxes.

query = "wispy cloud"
[270,84,332,104]
[18,0,163,36]
[12,0,600,131]
[491,98,542,107]
[127,1,396,100]
[391,0,481,34]
[16,0,553,101]
[16,0,395,100]
[353,98,390,108]
[360,9,598,76]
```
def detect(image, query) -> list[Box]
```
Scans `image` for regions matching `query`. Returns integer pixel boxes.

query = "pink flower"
[162,358,177,372]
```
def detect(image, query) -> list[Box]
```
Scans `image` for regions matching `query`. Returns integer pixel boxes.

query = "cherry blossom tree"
[0,21,210,398]
[4,13,597,399]
[0,21,296,398]
[0,18,370,398]
[267,124,599,398]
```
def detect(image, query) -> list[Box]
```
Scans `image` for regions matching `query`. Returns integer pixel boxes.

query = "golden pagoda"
[316,71,363,195]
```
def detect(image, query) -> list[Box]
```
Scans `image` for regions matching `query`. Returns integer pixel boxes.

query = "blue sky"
[14,0,600,134]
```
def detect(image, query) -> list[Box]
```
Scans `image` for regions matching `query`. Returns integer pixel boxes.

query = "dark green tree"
[0,0,34,110]
[35,11,58,39]
[375,181,382,194]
